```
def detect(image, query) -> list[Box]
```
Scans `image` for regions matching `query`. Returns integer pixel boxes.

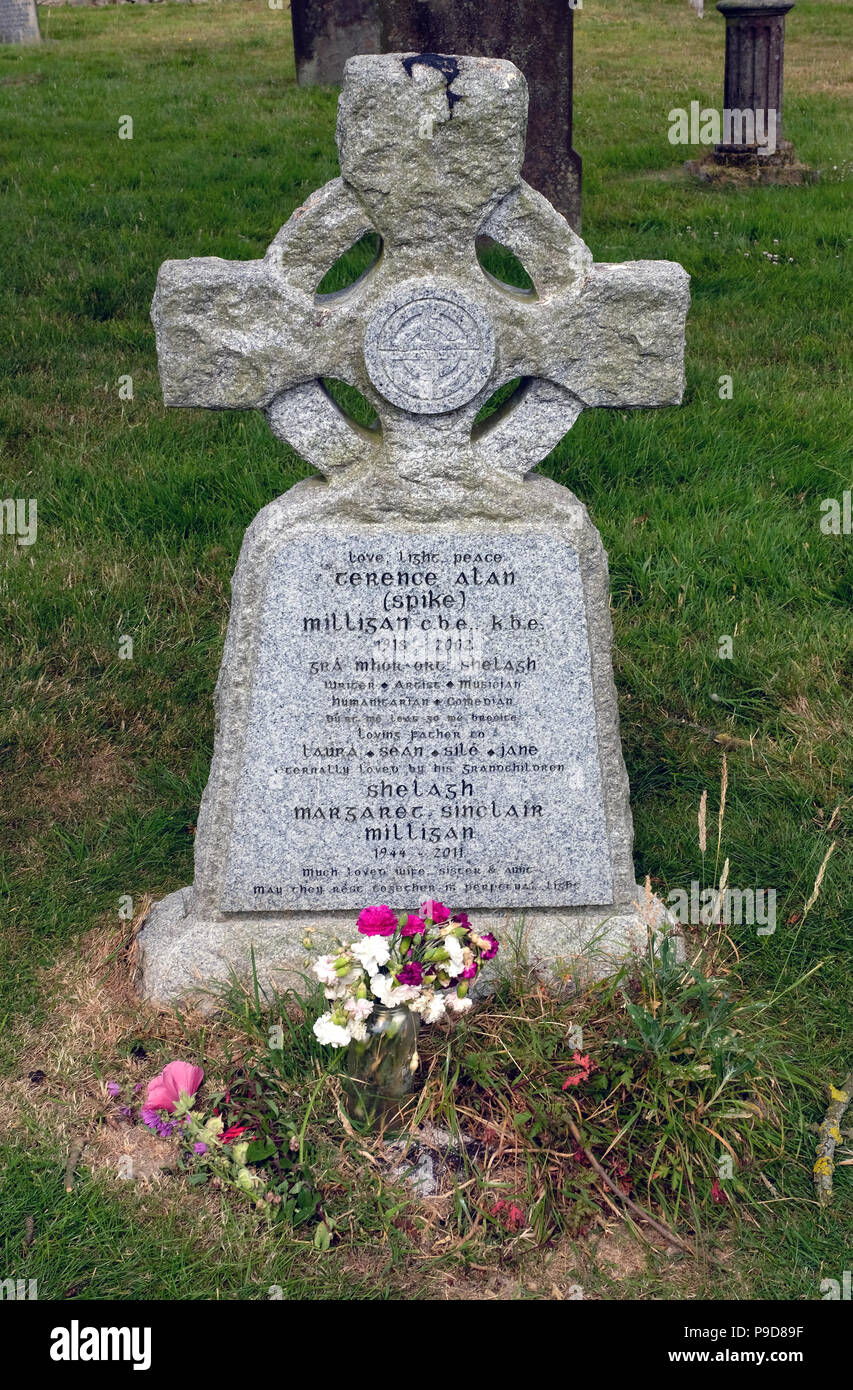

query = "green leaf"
[313,1221,331,1251]
[245,1138,276,1163]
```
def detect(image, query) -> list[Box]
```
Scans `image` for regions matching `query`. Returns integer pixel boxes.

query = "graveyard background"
[1,0,851,1300]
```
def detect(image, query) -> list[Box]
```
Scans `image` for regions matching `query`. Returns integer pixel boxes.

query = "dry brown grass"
[0,917,283,1258]
[2,915,233,1165]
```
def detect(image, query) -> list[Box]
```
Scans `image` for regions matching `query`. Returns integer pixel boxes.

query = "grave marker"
[139,53,688,1004]
[291,0,380,86]
[687,1,814,183]
[0,0,41,43]
[290,0,582,229]
[378,0,582,229]
[716,0,794,156]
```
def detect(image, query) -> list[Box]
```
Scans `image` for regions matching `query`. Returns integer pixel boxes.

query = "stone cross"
[152,54,685,502]
[377,0,583,229]
[288,1,582,228]
[141,54,688,1005]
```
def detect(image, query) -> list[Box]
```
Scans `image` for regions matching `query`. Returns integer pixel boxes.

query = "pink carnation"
[396,962,424,986]
[357,904,399,937]
[145,1060,204,1114]
[402,914,426,936]
[480,932,499,960]
[421,899,450,924]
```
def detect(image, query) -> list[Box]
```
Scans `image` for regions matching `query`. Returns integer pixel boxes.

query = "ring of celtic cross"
[364,282,496,415]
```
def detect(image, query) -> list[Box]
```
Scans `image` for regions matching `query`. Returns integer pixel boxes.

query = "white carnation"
[345,996,373,1022]
[370,973,421,1008]
[442,934,465,979]
[351,935,391,974]
[445,993,472,1014]
[314,954,340,986]
[424,992,447,1023]
[323,967,362,1001]
[312,1012,352,1047]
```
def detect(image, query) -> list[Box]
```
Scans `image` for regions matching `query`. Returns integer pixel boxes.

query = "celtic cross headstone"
[139,53,689,1004]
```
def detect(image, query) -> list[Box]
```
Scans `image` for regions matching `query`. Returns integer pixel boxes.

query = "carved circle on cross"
[364,282,495,415]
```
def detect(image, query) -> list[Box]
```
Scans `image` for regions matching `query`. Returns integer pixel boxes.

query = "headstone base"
[684,144,817,185]
[137,885,676,1007]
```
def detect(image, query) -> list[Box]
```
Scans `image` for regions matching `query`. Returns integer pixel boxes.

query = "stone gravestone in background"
[0,0,41,43]
[290,0,581,230]
[715,0,796,162]
[686,0,813,184]
[139,53,688,1005]
[378,1,582,229]
[291,0,380,87]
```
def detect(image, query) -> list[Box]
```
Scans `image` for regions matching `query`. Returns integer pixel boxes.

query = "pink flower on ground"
[561,1051,594,1091]
[491,1199,526,1231]
[221,1124,250,1144]
[357,904,399,937]
[480,932,499,960]
[711,1177,728,1205]
[402,914,426,936]
[145,1060,204,1113]
[421,899,450,924]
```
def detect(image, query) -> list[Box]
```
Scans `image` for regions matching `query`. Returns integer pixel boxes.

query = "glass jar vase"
[343,1003,420,1129]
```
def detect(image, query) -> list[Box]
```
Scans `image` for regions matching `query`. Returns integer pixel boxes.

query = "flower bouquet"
[108,1060,319,1222]
[312,900,498,1127]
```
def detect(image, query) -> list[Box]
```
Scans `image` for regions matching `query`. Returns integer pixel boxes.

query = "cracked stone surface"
[139,53,688,1006]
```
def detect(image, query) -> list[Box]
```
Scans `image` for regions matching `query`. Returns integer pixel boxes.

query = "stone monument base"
[137,886,677,1007]
[684,143,817,186]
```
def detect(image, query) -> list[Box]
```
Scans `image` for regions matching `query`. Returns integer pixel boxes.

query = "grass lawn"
[0,0,851,1301]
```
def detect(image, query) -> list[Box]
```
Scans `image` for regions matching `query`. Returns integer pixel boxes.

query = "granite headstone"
[290,0,581,229]
[0,0,41,42]
[139,53,688,1005]
[291,0,380,86]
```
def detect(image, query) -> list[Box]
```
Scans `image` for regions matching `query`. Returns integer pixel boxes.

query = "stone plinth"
[687,1,815,184]
[715,0,797,167]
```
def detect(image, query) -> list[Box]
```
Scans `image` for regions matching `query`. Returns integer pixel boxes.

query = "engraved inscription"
[221,532,614,911]
[0,0,39,42]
